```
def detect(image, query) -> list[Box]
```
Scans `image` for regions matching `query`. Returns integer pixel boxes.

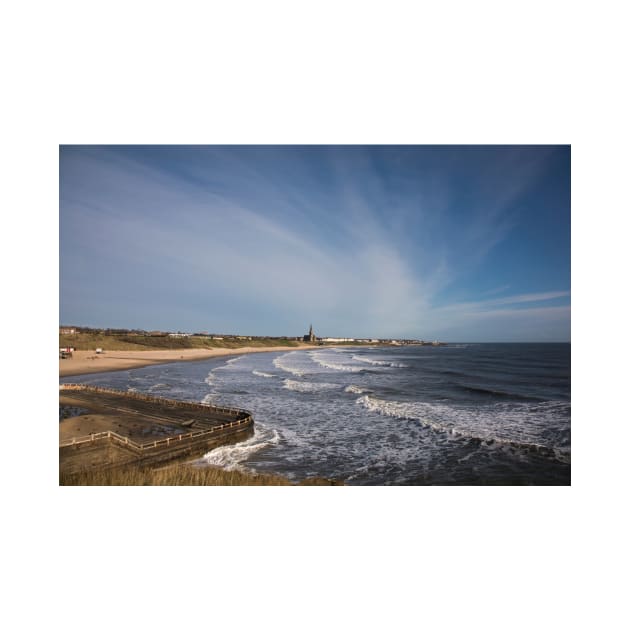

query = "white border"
[4,1,627,628]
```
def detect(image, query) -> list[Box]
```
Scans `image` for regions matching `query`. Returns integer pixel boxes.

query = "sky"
[59,145,570,341]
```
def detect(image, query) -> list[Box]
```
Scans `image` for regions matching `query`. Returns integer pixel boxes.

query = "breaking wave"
[200,424,281,470]
[352,354,408,368]
[204,371,216,385]
[205,355,245,386]
[273,353,306,376]
[149,382,171,391]
[253,370,275,378]
[344,384,370,394]
[308,352,364,372]
[225,356,244,365]
[283,379,340,392]
[356,394,570,463]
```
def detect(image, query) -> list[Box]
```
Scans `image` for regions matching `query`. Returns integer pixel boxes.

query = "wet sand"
[60,345,316,377]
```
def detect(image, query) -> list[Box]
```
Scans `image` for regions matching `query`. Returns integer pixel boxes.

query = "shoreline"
[59,344,318,377]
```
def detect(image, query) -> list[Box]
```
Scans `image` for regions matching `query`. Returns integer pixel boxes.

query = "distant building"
[303,324,316,343]
[60,327,76,335]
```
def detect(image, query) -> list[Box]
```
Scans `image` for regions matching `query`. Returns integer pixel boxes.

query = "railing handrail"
[59,383,252,417]
[60,384,253,451]
[60,416,253,450]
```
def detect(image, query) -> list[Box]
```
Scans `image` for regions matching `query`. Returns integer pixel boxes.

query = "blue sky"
[59,145,570,341]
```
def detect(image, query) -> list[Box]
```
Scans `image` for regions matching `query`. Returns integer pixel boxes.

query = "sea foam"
[201,424,280,470]
[344,384,370,394]
[283,379,340,393]
[225,356,244,365]
[352,354,407,368]
[253,370,275,378]
[356,394,571,463]
[308,352,364,372]
[204,371,217,385]
[205,355,244,385]
[273,353,307,376]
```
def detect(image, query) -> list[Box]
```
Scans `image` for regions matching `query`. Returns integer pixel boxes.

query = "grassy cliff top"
[60,332,302,351]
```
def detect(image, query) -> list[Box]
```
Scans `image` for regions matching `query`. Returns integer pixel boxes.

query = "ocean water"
[60,343,571,485]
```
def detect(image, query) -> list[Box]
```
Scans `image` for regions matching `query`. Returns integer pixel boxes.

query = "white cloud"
[60,147,570,340]
[437,291,571,314]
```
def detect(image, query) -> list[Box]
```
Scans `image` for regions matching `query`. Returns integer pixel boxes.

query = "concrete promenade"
[59,384,254,473]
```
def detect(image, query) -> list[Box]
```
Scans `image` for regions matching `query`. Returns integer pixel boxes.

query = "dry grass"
[59,464,343,486]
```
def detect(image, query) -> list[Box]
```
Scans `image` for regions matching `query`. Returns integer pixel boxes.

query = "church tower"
[304,324,316,343]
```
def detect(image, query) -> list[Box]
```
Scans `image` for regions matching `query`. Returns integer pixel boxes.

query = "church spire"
[304,323,315,343]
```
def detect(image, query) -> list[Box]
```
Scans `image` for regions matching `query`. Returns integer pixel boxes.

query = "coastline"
[59,347,347,485]
[59,344,317,377]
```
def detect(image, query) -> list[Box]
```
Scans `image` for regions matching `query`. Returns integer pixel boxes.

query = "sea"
[60,343,571,485]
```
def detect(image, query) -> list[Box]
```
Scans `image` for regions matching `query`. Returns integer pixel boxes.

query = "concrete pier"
[59,384,254,473]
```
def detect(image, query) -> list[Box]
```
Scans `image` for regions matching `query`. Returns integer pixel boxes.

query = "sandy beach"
[59,344,316,377]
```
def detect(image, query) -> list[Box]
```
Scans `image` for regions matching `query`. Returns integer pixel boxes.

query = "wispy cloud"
[60,148,431,336]
[426,294,571,341]
[437,291,571,313]
[60,146,570,340]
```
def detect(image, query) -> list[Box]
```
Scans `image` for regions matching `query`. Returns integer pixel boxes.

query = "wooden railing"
[59,383,251,419]
[59,383,254,450]
[59,416,253,450]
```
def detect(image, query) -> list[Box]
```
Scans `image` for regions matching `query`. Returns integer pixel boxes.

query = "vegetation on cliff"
[59,464,343,486]
[59,331,301,351]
